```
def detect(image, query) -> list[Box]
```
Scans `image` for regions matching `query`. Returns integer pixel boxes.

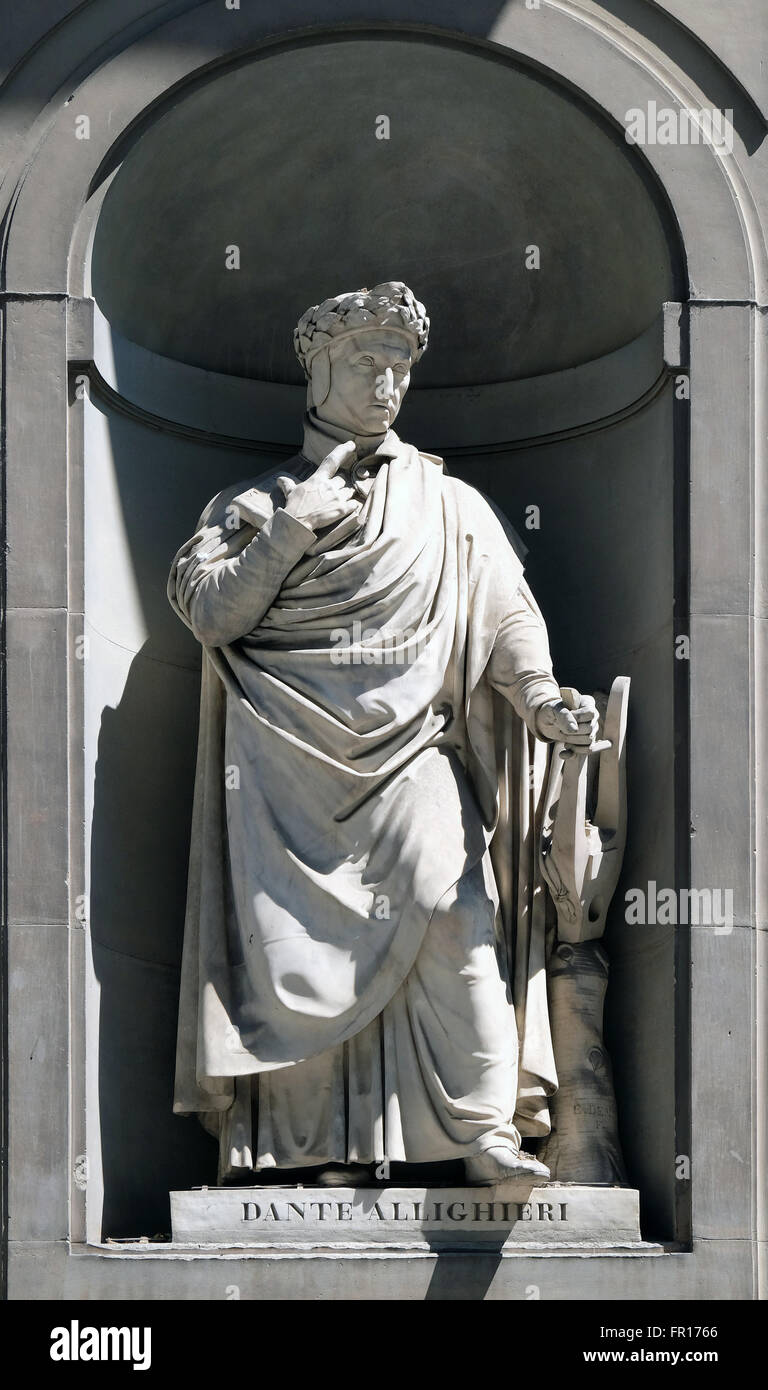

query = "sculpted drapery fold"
[169,426,562,1155]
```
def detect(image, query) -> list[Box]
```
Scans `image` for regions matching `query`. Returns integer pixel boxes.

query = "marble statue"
[168,282,607,1188]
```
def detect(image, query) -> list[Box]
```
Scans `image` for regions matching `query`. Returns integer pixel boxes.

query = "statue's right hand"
[279,440,358,531]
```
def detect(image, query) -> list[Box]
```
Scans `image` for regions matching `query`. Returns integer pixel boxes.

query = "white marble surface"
[171,1183,642,1249]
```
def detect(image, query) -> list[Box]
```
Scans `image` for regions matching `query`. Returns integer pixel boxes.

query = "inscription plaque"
[171,1183,643,1249]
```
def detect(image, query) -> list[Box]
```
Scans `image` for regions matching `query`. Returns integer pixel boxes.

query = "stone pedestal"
[170,1183,643,1250]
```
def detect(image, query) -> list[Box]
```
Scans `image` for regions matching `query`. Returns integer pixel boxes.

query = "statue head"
[294,282,429,437]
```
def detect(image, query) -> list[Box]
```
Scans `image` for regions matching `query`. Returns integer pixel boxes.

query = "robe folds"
[169,426,562,1169]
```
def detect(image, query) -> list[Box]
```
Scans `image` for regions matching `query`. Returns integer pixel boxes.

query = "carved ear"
[310,348,331,407]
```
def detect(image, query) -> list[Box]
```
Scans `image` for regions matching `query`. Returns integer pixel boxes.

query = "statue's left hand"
[536,695,598,747]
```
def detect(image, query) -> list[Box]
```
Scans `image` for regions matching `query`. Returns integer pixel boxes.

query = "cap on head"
[294,281,430,381]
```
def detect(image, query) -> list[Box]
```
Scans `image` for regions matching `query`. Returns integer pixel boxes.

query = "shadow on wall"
[86,414,277,1239]
[90,636,217,1239]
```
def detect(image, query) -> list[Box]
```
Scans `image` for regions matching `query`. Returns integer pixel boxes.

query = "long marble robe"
[168,420,562,1177]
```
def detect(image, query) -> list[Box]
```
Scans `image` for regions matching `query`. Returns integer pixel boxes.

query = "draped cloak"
[168,428,562,1157]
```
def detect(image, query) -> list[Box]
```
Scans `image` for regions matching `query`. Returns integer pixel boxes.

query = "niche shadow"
[91,634,218,1239]
[87,405,266,1239]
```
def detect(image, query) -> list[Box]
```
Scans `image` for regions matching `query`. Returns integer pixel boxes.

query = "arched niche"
[80,29,684,1240]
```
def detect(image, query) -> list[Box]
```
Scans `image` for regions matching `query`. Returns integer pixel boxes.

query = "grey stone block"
[689,304,754,620]
[8,925,69,1242]
[6,1236,756,1301]
[690,614,753,926]
[690,926,756,1240]
[4,298,68,609]
[6,608,69,925]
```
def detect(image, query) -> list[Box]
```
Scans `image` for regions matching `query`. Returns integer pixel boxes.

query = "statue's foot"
[465,1144,550,1185]
[315,1162,372,1188]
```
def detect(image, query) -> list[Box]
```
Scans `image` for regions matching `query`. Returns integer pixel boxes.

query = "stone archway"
[80,26,683,1243]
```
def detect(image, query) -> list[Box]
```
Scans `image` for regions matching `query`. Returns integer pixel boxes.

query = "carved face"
[315,329,414,436]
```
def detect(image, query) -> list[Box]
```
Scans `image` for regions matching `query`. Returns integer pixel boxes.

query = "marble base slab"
[170,1183,642,1249]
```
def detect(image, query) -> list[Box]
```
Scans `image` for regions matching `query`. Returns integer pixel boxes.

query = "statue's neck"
[301,408,390,466]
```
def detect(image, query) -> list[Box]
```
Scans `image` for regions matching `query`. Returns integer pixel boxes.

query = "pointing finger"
[316,440,357,479]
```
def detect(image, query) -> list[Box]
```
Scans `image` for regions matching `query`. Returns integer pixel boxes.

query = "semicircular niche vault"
[90,33,677,388]
[82,29,683,1240]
